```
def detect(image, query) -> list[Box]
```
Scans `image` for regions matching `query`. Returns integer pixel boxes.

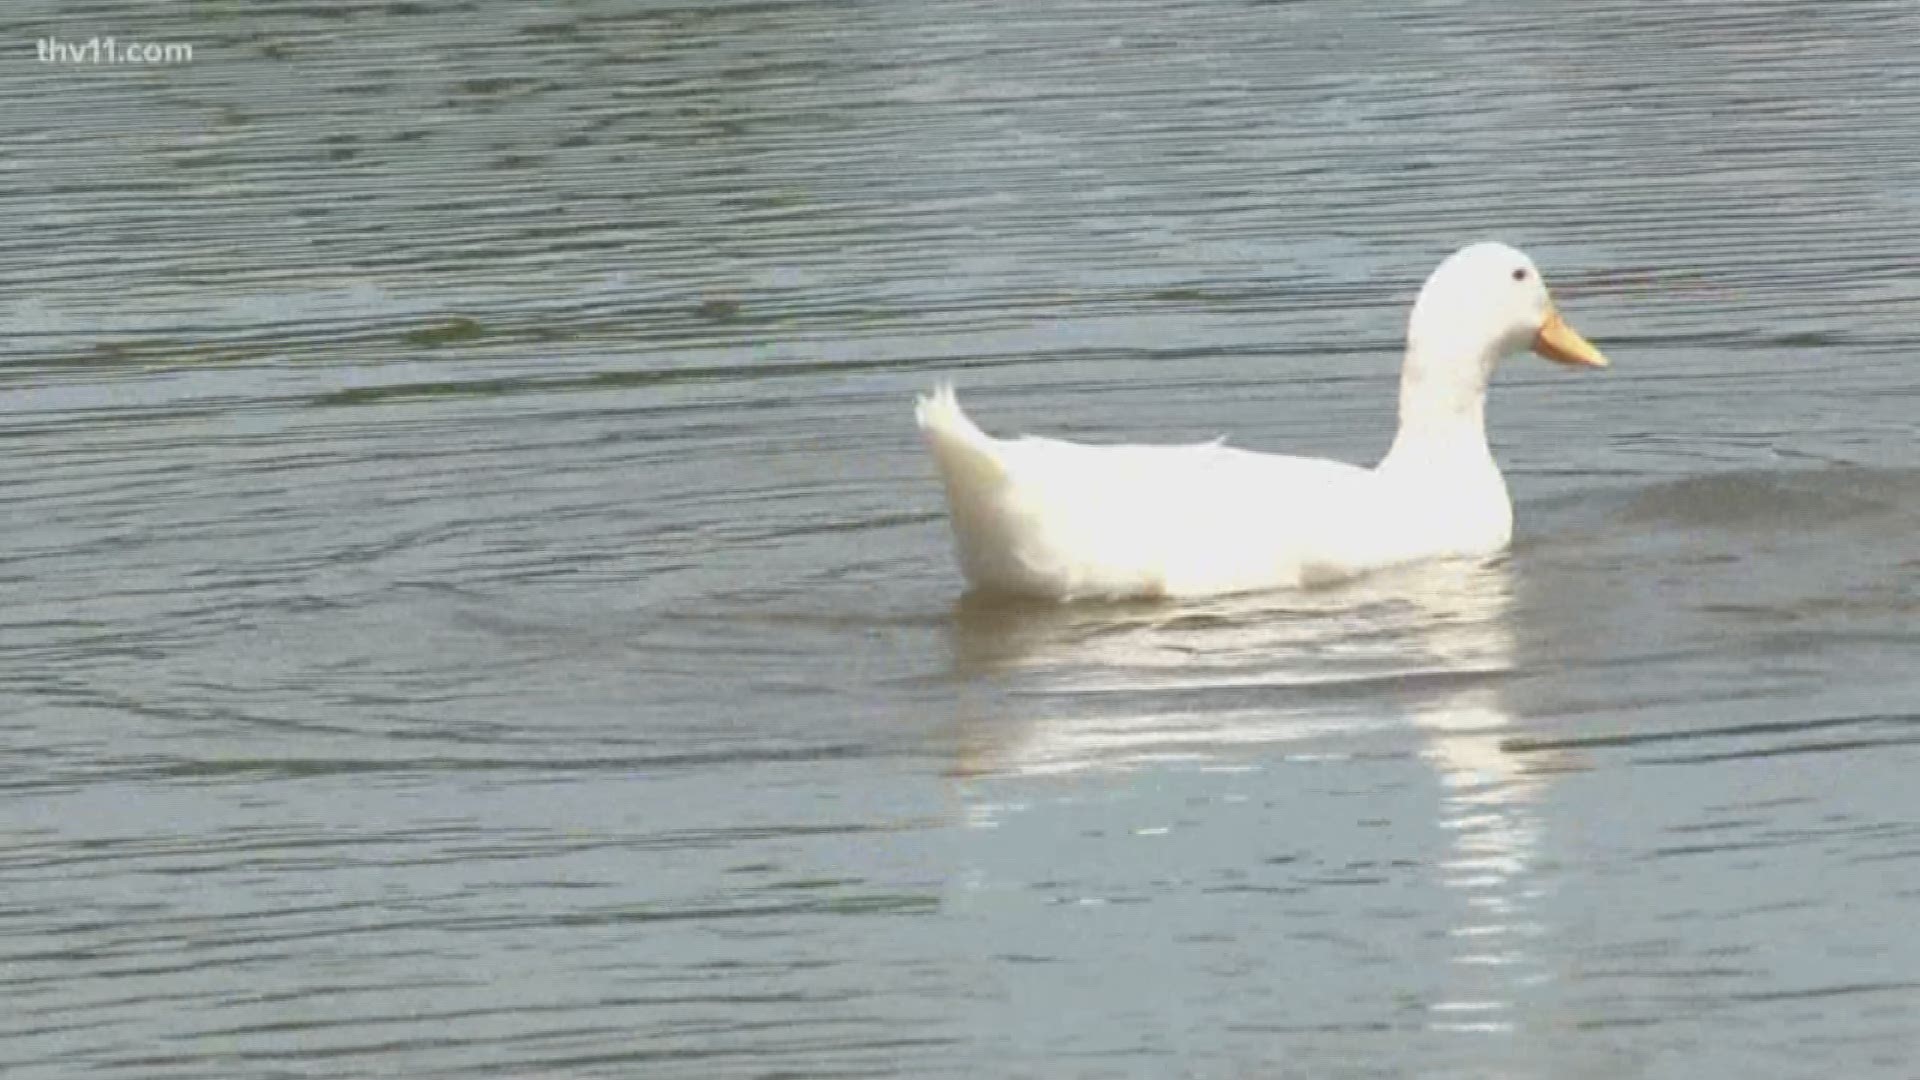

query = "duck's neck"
[1377,333,1499,473]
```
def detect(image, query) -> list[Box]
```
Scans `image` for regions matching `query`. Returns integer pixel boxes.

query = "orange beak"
[1532,306,1609,368]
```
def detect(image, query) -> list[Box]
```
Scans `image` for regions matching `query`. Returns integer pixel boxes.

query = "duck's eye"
[1511,268,1529,282]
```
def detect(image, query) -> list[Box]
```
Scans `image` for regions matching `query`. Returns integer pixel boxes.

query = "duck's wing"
[1001,437,1381,593]
[1000,433,1367,494]
[918,388,1380,599]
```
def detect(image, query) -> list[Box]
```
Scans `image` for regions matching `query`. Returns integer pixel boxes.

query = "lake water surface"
[5,1,1920,1077]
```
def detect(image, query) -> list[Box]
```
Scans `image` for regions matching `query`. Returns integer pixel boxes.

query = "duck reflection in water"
[944,557,1567,1037]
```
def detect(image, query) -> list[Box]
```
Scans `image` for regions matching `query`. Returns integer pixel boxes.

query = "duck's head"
[1407,241,1609,372]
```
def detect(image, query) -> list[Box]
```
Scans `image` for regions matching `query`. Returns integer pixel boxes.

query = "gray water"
[5,1,1920,1077]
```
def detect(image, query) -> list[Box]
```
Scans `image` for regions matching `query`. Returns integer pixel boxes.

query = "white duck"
[915,242,1609,601]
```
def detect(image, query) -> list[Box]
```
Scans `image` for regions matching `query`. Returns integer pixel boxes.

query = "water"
[5,0,1919,1076]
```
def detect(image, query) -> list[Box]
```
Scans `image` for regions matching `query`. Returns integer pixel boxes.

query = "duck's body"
[917,242,1609,601]
[916,387,1510,599]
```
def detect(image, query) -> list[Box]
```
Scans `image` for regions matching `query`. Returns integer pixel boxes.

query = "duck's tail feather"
[915,383,1006,488]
